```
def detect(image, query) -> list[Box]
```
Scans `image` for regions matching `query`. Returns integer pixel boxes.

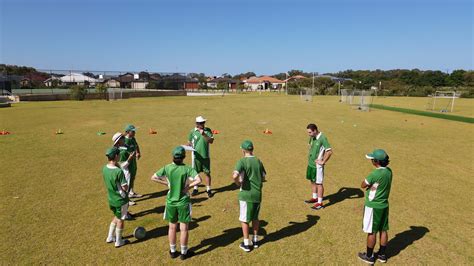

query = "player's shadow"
[133,197,208,218]
[133,189,168,203]
[190,227,243,255]
[386,226,429,258]
[260,215,319,245]
[212,183,239,195]
[127,215,211,244]
[323,187,364,208]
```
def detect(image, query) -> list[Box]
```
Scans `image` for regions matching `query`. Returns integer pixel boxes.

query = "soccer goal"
[428,91,458,113]
[348,89,374,111]
[108,88,123,101]
[300,88,314,102]
[340,89,350,103]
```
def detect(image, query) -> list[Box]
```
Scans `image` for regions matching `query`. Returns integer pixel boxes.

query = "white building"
[60,73,98,86]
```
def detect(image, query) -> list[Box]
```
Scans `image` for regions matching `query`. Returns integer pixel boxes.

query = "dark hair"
[106,154,116,161]
[173,157,184,165]
[374,156,390,167]
[307,123,318,131]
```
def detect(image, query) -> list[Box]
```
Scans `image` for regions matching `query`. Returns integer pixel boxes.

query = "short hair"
[307,123,318,131]
[106,154,116,161]
[173,157,184,165]
[374,156,390,167]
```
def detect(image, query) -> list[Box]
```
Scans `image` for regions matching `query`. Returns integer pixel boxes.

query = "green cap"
[106,147,120,158]
[366,149,388,161]
[125,124,136,132]
[172,146,186,158]
[240,140,254,150]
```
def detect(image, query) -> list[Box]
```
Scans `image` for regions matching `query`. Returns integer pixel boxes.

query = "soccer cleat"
[180,250,195,260]
[128,200,136,206]
[191,189,199,196]
[169,251,179,259]
[206,190,213,198]
[358,252,375,264]
[311,202,324,210]
[106,237,115,243]
[304,198,318,204]
[253,240,259,248]
[115,239,130,248]
[239,242,252,252]
[377,254,387,263]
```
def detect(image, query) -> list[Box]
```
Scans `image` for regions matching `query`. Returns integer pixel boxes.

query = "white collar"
[377,167,387,169]
[244,155,255,158]
[316,132,322,140]
[107,164,118,169]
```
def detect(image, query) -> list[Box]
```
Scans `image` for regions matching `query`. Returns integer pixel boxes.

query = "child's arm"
[151,173,168,186]
[232,171,242,186]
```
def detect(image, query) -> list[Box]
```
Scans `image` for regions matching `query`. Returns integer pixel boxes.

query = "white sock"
[206,186,211,191]
[170,244,176,253]
[312,193,318,199]
[194,186,198,190]
[107,222,116,240]
[243,238,250,246]
[181,245,188,255]
[115,228,123,244]
[253,235,258,243]
[318,197,323,204]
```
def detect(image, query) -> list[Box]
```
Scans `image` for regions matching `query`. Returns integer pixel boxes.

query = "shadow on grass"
[387,226,429,258]
[194,183,239,197]
[133,189,168,203]
[323,187,364,208]
[191,215,319,256]
[133,197,208,218]
[126,215,211,244]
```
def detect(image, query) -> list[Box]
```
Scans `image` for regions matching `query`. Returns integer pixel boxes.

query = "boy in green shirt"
[102,147,130,248]
[358,149,392,264]
[112,132,137,207]
[124,124,143,199]
[151,146,202,260]
[187,116,214,198]
[232,140,267,252]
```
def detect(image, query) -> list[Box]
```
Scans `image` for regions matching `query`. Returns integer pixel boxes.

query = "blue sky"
[1,0,472,75]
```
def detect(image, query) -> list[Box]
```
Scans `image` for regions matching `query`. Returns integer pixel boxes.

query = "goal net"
[427,91,457,113]
[108,88,123,101]
[300,88,314,102]
[343,89,374,111]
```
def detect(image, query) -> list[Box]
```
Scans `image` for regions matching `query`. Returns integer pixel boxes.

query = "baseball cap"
[124,124,136,132]
[365,149,388,161]
[106,147,120,157]
[195,116,207,123]
[112,132,123,145]
[172,146,186,158]
[240,140,254,150]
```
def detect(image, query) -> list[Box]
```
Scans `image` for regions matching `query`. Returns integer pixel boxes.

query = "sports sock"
[312,193,317,199]
[379,245,386,256]
[107,222,116,240]
[243,239,250,246]
[253,235,258,243]
[193,186,198,190]
[206,186,211,191]
[367,246,374,257]
[170,244,176,253]
[317,197,323,204]
[181,245,188,255]
[115,228,123,244]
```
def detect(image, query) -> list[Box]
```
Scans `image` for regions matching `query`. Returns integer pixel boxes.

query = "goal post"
[430,91,457,113]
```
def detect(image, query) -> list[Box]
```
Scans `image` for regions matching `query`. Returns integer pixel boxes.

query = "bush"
[69,85,87,100]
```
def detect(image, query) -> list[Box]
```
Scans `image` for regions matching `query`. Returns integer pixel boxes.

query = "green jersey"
[124,136,138,169]
[156,163,199,207]
[118,146,129,163]
[102,165,128,207]
[188,127,213,159]
[308,132,331,168]
[234,156,266,203]
[364,167,392,208]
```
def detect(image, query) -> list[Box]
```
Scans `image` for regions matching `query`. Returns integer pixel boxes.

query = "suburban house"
[117,73,134,88]
[59,72,98,86]
[20,72,49,87]
[103,78,120,88]
[207,77,240,90]
[44,76,62,87]
[284,75,307,82]
[183,77,199,90]
[244,76,285,90]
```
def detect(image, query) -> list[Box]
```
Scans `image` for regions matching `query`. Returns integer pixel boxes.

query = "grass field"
[1,94,473,264]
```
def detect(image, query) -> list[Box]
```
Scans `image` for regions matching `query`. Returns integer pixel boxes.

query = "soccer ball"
[134,226,146,240]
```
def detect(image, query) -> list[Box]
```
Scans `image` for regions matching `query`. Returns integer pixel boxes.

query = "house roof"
[245,76,284,84]
[207,77,240,83]
[60,73,98,83]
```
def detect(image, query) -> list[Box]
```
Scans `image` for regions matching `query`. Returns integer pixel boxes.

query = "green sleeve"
[188,167,199,180]
[365,170,377,185]
[234,159,243,173]
[118,170,127,186]
[119,150,128,162]
[187,130,193,142]
[205,127,213,138]
[322,136,331,150]
[260,161,266,176]
[156,167,166,177]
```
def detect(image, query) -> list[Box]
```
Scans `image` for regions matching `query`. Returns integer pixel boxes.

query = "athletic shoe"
[115,239,130,248]
[239,242,252,252]
[311,202,324,210]
[169,251,179,259]
[106,237,115,243]
[128,200,136,206]
[180,250,195,260]
[191,189,199,196]
[377,254,387,263]
[206,190,213,198]
[253,240,259,249]
[125,213,134,220]
[304,198,318,204]
[358,252,375,264]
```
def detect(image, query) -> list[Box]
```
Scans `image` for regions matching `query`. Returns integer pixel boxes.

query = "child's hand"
[128,151,136,161]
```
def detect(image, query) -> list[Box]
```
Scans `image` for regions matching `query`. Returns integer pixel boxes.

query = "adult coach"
[358,149,392,264]
[304,123,333,210]
[187,116,214,198]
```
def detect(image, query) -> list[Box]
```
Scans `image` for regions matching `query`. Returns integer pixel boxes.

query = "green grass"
[369,104,474,123]
[1,95,473,264]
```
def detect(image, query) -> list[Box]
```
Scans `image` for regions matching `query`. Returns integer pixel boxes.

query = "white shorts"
[316,165,324,184]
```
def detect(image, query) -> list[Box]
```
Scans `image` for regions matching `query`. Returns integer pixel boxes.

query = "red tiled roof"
[245,76,284,84]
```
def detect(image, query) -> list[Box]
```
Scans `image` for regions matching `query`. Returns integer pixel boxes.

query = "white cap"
[112,132,123,145]
[195,116,207,123]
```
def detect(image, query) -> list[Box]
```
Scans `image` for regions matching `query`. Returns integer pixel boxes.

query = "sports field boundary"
[369,104,474,124]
